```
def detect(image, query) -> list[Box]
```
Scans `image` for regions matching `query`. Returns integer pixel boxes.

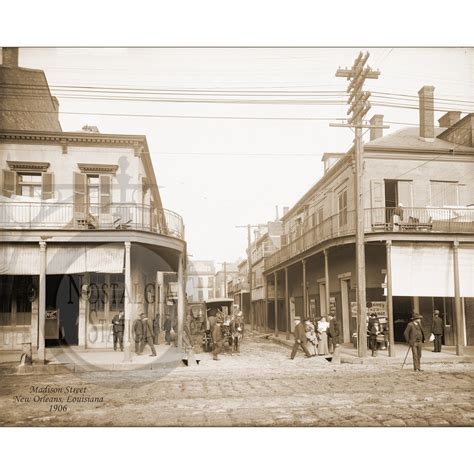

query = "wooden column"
[285,267,290,340]
[264,276,268,332]
[453,241,464,356]
[324,250,330,317]
[386,241,395,357]
[274,272,279,336]
[177,253,185,350]
[302,259,307,319]
[37,241,47,363]
[123,242,133,361]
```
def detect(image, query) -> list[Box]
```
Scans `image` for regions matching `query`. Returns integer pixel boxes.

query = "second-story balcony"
[265,206,474,271]
[0,200,185,239]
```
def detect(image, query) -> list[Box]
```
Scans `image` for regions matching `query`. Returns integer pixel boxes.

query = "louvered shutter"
[2,170,15,197]
[73,172,87,219]
[42,172,54,200]
[100,175,111,213]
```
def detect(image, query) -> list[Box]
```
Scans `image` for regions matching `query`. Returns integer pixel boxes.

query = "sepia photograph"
[0,44,473,431]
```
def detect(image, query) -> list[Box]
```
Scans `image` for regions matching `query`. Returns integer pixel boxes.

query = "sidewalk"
[0,344,189,375]
[262,331,474,365]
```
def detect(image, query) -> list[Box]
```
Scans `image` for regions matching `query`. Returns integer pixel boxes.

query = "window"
[198,277,204,287]
[430,181,459,207]
[18,173,42,198]
[198,290,204,301]
[208,276,214,287]
[338,190,348,227]
[87,175,100,216]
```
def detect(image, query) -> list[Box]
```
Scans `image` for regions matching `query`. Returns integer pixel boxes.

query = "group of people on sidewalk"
[290,315,340,359]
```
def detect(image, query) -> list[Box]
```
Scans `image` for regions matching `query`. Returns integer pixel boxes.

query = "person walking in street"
[153,313,161,345]
[369,321,381,357]
[290,316,313,359]
[317,316,330,355]
[212,314,225,361]
[431,310,444,353]
[404,312,426,371]
[112,310,125,351]
[132,315,143,354]
[139,313,157,357]
[163,314,172,345]
[328,315,340,354]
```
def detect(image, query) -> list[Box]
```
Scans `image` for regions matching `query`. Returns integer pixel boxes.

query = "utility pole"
[332,51,388,358]
[236,224,261,331]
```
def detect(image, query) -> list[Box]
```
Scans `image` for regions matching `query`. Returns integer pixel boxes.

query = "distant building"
[214,261,239,298]
[186,260,216,303]
[228,259,251,323]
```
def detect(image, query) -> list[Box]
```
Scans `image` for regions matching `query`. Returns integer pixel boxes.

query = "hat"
[411,312,423,320]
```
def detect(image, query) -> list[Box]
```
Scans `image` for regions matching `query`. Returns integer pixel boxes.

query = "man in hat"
[290,316,313,359]
[139,313,157,357]
[111,310,125,351]
[431,310,444,353]
[404,312,426,371]
[212,314,225,361]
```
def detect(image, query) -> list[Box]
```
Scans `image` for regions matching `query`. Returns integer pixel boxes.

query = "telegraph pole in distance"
[331,51,388,358]
[236,224,261,331]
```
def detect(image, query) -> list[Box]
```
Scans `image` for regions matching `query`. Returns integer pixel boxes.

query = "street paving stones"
[0,334,473,426]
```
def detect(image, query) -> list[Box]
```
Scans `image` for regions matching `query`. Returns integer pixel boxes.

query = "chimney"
[418,85,435,141]
[438,111,461,128]
[2,47,19,67]
[369,114,384,141]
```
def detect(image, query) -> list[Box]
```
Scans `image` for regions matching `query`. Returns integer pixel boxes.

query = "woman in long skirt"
[317,317,330,355]
[304,319,317,356]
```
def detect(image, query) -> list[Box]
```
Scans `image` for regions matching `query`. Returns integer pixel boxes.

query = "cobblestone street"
[1,335,473,427]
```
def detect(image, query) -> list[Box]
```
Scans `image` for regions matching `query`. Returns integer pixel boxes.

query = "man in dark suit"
[290,317,313,359]
[139,313,157,357]
[132,316,143,354]
[404,313,426,371]
[431,310,445,352]
[111,310,125,351]
[328,315,340,354]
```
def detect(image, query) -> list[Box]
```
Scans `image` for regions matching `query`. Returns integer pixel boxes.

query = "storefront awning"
[0,244,124,275]
[46,244,124,274]
[391,243,474,297]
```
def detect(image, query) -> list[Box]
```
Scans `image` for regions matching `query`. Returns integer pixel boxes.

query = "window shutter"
[73,172,87,218]
[100,175,111,213]
[42,172,54,200]
[370,180,385,225]
[2,170,15,197]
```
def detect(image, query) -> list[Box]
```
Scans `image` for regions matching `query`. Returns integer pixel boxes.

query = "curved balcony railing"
[265,206,474,271]
[0,201,185,240]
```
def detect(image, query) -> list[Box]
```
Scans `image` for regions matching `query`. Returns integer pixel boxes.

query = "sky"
[14,47,474,264]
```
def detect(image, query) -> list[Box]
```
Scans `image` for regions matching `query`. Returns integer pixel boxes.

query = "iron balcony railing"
[0,201,185,239]
[265,206,474,270]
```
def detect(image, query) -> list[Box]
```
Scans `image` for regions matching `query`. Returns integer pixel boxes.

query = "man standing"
[404,313,426,372]
[139,313,157,357]
[212,315,224,361]
[290,316,313,359]
[153,313,161,345]
[132,316,143,354]
[328,315,340,354]
[431,310,444,353]
[163,314,172,345]
[111,310,125,351]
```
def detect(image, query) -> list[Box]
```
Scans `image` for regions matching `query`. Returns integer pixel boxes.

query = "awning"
[47,244,124,274]
[0,243,124,275]
[0,245,40,275]
[391,243,474,297]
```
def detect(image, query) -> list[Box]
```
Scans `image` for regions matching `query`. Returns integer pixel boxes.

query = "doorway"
[46,275,80,346]
[393,296,413,342]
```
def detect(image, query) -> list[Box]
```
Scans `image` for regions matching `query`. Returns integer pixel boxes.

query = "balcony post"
[302,259,307,320]
[385,241,395,357]
[324,249,330,317]
[37,241,47,363]
[123,242,133,361]
[285,267,290,340]
[264,276,268,332]
[177,252,185,351]
[274,271,279,336]
[453,241,464,356]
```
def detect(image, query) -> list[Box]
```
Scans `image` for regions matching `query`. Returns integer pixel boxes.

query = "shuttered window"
[100,175,111,213]
[430,181,459,207]
[73,172,87,218]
